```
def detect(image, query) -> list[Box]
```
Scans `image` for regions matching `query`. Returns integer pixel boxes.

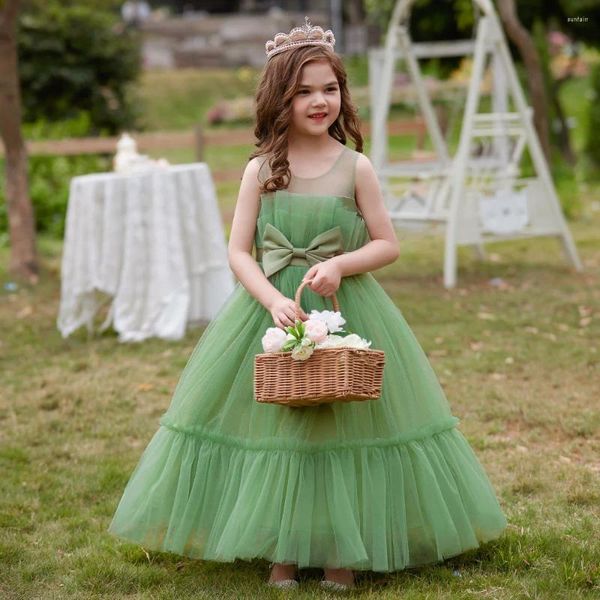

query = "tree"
[0,0,37,281]
[497,0,552,162]
[18,4,141,134]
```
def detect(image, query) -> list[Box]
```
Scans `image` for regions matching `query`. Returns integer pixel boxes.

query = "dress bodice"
[254,147,370,265]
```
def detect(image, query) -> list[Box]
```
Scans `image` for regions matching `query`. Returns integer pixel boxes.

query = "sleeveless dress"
[108,146,507,571]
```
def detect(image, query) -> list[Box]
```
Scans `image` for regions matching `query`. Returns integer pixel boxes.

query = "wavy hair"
[250,45,363,193]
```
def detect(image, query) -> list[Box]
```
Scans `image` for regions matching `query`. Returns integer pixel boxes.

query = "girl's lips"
[308,113,327,119]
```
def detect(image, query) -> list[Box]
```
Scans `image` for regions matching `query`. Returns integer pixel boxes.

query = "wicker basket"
[254,280,385,407]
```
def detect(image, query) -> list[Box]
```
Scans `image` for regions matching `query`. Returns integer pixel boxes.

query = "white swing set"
[368,0,583,288]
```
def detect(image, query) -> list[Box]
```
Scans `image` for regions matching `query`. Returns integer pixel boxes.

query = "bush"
[585,63,600,168]
[18,4,141,134]
[0,114,111,240]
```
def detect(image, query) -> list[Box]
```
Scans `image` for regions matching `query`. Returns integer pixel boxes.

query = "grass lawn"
[2,58,600,599]
[1,196,599,598]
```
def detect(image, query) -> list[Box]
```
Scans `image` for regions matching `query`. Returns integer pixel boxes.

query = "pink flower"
[261,327,287,353]
[304,318,328,343]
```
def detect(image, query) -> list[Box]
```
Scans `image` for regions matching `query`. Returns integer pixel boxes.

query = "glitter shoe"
[320,579,354,591]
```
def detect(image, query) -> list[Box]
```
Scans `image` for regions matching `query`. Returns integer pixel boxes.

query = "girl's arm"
[227,158,286,311]
[330,153,400,277]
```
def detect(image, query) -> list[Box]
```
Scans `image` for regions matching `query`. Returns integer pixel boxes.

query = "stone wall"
[140,11,333,69]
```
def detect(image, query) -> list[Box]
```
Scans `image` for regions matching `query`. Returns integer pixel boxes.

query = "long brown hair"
[250,45,363,193]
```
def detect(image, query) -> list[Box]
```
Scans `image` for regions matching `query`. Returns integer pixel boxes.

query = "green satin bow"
[259,223,344,277]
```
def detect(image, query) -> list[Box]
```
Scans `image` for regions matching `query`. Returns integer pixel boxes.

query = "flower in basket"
[304,319,328,343]
[307,309,346,333]
[291,336,315,361]
[315,333,372,350]
[261,327,288,353]
[278,319,316,361]
[260,310,371,361]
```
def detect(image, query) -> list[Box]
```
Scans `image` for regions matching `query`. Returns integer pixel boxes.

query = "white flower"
[304,318,328,343]
[314,334,345,349]
[261,327,287,353]
[315,333,372,350]
[338,333,372,349]
[308,309,346,333]
[291,340,315,360]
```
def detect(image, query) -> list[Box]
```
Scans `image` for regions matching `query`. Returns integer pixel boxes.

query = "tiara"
[265,17,335,60]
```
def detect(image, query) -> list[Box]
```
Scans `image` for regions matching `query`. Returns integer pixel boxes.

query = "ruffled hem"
[108,422,507,571]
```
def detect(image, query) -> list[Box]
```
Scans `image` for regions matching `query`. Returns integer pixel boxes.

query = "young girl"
[109,20,507,591]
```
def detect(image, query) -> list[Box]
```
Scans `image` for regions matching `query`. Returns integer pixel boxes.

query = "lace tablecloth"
[57,163,235,342]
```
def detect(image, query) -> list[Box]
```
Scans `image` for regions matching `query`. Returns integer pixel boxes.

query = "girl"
[109,20,507,591]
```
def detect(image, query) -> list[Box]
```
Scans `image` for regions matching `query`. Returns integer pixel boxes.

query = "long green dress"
[108,146,507,571]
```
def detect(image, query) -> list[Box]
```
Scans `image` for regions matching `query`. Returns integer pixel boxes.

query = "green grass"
[134,56,369,132]
[135,67,260,131]
[1,199,599,598]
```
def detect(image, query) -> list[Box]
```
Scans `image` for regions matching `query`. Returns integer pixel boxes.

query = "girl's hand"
[269,295,309,329]
[303,259,342,297]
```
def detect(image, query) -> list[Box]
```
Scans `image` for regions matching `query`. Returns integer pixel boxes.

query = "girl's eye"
[327,87,338,93]
[298,90,309,95]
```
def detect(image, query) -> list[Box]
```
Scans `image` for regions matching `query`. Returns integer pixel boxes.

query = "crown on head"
[265,17,335,60]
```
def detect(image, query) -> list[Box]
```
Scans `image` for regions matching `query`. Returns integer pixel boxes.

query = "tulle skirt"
[108,266,507,571]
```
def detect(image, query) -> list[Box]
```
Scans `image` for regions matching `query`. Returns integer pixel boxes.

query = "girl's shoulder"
[252,154,271,185]
[352,150,377,181]
[240,156,260,179]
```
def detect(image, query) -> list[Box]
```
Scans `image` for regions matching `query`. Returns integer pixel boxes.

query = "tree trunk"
[0,0,38,282]
[549,68,577,165]
[497,0,552,163]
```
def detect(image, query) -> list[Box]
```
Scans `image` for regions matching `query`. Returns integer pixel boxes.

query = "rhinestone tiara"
[265,17,335,60]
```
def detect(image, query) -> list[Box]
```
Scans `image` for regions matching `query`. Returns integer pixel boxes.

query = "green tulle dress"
[108,147,507,571]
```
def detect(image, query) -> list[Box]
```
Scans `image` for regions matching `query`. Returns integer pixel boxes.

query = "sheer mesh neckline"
[258,145,358,201]
[290,146,348,180]
[260,189,365,220]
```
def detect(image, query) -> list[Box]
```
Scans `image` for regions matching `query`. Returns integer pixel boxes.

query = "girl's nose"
[312,91,326,105]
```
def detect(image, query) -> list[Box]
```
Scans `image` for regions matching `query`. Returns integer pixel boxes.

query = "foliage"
[23,0,124,10]
[585,62,600,166]
[0,114,111,240]
[363,0,600,45]
[18,3,141,134]
[515,0,600,47]
[363,0,476,38]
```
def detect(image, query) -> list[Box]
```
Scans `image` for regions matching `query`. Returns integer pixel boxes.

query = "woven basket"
[254,280,385,407]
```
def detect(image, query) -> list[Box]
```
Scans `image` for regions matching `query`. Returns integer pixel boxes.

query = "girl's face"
[289,60,341,139]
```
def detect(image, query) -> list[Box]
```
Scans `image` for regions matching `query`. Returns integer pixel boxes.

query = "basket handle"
[294,279,340,319]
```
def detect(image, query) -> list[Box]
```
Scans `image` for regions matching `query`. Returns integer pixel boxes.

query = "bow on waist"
[256,223,344,277]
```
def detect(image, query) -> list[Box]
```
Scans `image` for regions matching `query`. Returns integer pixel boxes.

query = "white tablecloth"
[57,163,235,342]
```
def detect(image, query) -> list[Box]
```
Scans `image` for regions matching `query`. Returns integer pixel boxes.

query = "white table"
[57,163,235,342]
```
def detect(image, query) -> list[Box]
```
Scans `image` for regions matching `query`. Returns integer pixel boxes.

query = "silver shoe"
[320,579,354,591]
[267,563,299,589]
[268,579,299,589]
